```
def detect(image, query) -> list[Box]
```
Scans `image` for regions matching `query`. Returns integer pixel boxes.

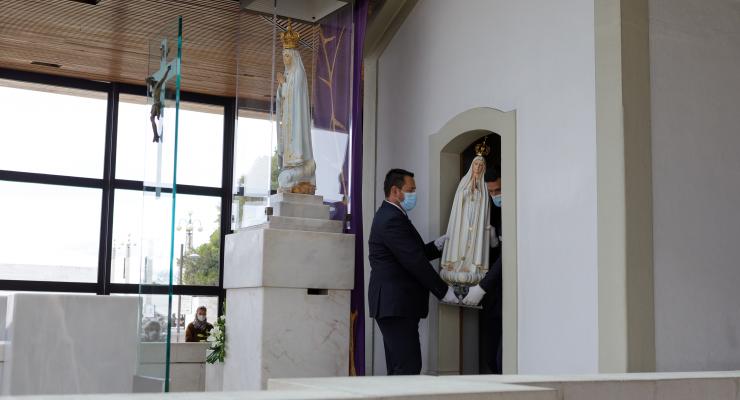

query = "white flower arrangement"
[206,305,226,364]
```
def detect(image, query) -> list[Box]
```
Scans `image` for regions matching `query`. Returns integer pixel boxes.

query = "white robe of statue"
[440,156,491,286]
[276,48,316,193]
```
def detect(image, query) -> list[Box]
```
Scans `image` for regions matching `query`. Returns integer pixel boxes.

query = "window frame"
[0,68,240,315]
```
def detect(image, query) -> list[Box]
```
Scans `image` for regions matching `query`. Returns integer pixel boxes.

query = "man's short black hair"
[384,168,414,197]
[485,165,501,182]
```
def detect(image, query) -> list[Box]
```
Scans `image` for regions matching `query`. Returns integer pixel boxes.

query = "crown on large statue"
[474,138,491,157]
[280,20,300,49]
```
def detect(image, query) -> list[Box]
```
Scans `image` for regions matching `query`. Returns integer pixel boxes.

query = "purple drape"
[349,0,368,376]
[315,2,352,224]
[313,0,368,375]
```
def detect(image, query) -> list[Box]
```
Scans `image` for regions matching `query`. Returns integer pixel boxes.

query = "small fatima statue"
[440,139,492,299]
[276,20,316,195]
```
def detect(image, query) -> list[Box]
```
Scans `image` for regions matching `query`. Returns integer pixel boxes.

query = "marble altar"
[1,293,138,395]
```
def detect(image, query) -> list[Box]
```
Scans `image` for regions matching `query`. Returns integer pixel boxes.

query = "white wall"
[375,0,598,373]
[650,0,740,371]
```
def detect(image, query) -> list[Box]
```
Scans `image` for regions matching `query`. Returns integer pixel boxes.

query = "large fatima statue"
[440,140,492,299]
[276,20,316,195]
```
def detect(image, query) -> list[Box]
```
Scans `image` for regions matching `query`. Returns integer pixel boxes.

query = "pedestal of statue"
[222,193,354,390]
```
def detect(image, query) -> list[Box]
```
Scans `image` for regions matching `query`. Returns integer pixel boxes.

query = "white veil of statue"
[276,47,313,171]
[440,156,491,286]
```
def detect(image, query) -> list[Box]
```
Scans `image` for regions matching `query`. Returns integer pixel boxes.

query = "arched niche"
[427,107,517,374]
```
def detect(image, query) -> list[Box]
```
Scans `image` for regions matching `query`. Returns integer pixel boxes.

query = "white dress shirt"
[384,200,407,217]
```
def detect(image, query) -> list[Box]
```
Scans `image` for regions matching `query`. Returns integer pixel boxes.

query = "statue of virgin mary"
[276,21,316,194]
[440,146,491,298]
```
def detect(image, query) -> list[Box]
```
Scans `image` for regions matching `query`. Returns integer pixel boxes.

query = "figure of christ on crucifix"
[145,41,176,143]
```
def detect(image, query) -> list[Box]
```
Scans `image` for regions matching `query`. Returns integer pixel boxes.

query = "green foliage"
[181,228,220,286]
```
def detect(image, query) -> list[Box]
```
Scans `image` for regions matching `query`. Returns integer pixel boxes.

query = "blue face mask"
[401,192,417,211]
[491,194,502,208]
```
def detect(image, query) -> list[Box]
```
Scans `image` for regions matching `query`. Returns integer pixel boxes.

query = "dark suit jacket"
[368,201,448,319]
[479,255,502,311]
[480,197,503,315]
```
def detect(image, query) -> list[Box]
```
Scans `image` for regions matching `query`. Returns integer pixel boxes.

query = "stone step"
[260,215,344,233]
[271,201,330,220]
[268,376,556,400]
[270,192,324,205]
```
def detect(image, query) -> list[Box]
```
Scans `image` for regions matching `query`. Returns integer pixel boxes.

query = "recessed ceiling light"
[31,61,62,68]
[67,0,101,5]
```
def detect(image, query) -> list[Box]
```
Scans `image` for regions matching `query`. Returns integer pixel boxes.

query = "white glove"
[489,226,500,248]
[441,286,459,303]
[434,234,449,250]
[462,285,486,306]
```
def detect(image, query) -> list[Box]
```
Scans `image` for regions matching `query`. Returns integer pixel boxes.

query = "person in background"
[463,166,503,374]
[143,319,162,342]
[185,306,213,342]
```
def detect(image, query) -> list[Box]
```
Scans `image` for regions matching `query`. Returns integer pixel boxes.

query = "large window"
[116,95,224,187]
[0,69,235,309]
[111,190,222,286]
[0,80,107,178]
[0,181,101,283]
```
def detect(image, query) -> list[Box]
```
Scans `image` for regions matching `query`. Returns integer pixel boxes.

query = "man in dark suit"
[463,166,503,374]
[368,168,458,375]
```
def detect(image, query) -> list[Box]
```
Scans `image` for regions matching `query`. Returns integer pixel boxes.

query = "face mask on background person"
[401,191,417,211]
[197,314,206,322]
[491,194,502,208]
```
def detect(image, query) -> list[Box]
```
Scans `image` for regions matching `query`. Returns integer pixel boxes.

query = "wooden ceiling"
[0,0,318,100]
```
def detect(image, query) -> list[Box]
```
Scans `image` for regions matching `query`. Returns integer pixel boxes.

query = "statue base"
[288,182,316,195]
[440,300,483,310]
[277,160,316,195]
[439,283,483,310]
[453,283,470,300]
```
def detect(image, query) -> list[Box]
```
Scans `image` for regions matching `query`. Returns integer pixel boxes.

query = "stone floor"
[5,371,740,400]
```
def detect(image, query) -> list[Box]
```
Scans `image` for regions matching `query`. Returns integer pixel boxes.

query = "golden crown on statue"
[474,138,491,157]
[280,20,300,49]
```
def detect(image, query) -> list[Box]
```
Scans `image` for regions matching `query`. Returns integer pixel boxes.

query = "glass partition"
[135,16,182,393]
[231,6,277,229]
[232,1,354,229]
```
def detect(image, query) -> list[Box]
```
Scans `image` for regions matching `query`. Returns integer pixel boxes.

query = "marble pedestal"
[223,193,354,391]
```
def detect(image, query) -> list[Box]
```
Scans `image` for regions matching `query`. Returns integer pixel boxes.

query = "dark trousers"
[376,316,422,375]
[479,302,502,374]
